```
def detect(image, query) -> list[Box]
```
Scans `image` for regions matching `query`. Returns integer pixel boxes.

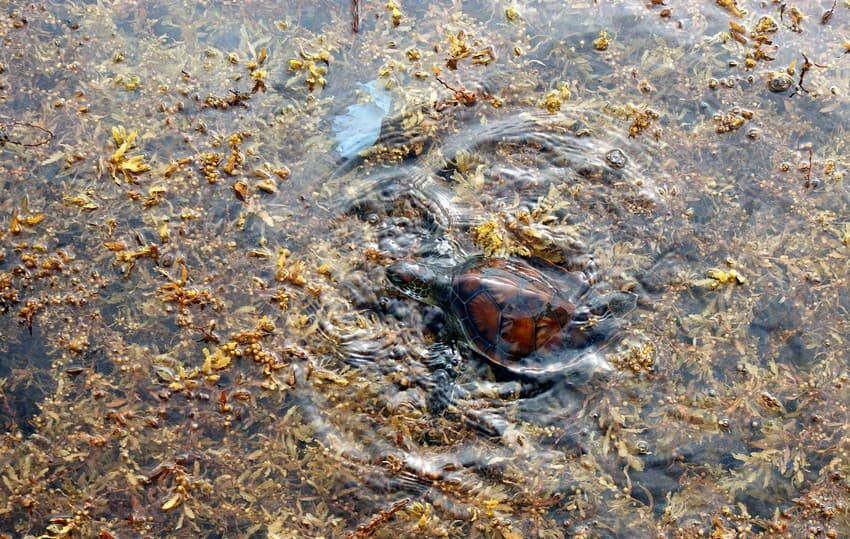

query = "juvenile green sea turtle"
[387,255,635,376]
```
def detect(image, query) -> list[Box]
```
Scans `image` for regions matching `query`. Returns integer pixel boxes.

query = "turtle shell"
[448,256,621,373]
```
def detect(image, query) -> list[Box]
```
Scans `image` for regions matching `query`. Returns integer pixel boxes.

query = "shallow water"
[1,1,849,537]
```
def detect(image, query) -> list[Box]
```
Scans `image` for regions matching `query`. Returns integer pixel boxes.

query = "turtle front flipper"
[424,342,461,415]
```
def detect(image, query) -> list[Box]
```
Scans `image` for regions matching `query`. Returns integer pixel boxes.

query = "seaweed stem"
[0,120,54,147]
[347,498,410,538]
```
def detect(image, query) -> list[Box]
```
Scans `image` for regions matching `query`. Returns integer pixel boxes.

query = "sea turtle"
[387,255,635,377]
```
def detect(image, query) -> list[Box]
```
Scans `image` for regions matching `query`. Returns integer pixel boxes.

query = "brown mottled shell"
[449,256,597,371]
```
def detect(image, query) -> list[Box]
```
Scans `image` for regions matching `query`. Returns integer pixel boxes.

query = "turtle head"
[386,260,451,306]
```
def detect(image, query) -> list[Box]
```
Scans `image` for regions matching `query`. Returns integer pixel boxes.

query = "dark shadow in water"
[0,325,55,436]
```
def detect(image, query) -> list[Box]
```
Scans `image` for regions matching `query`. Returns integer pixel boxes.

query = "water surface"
[1,1,849,537]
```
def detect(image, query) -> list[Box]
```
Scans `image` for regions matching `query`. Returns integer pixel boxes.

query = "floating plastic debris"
[332,80,391,159]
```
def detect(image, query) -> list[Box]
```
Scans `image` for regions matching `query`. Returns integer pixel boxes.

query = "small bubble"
[767,72,794,93]
[605,148,628,168]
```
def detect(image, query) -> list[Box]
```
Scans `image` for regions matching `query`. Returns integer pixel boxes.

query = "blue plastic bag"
[332,81,391,159]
